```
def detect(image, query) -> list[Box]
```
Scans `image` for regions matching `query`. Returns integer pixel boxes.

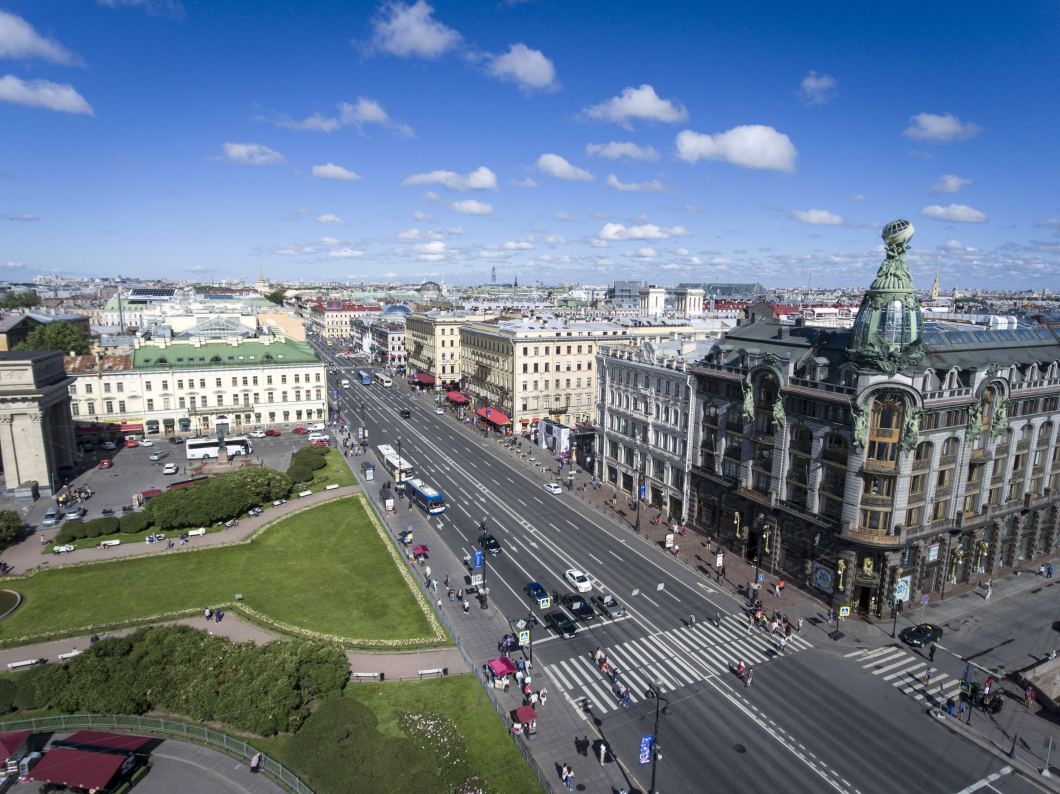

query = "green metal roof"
[132,338,322,370]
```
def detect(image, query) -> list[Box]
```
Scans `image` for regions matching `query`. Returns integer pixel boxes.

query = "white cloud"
[397,228,443,242]
[316,214,348,225]
[296,208,313,215]
[412,210,435,221]
[903,112,982,143]
[921,203,988,223]
[96,0,184,19]
[365,0,463,59]
[449,199,493,215]
[311,163,363,181]
[414,240,448,260]
[402,166,497,191]
[675,126,797,172]
[931,174,972,195]
[682,205,698,214]
[553,212,579,222]
[502,239,535,250]
[486,43,557,91]
[591,238,610,248]
[590,212,611,220]
[0,10,84,66]
[319,237,343,245]
[509,176,538,187]
[596,223,691,241]
[585,141,659,162]
[328,248,364,259]
[632,214,649,224]
[850,193,868,203]
[0,75,93,115]
[267,98,414,139]
[2,213,38,221]
[420,191,445,205]
[788,209,856,227]
[447,226,468,235]
[674,248,689,256]
[544,234,567,244]
[1034,219,1060,228]
[537,154,594,181]
[798,71,836,106]
[218,142,283,165]
[583,85,687,130]
[605,174,672,192]
[624,247,658,257]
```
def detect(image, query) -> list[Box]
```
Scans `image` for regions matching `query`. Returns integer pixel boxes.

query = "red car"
[125,439,138,448]
[310,439,329,447]
[99,459,113,469]
[264,429,281,437]
[292,427,308,434]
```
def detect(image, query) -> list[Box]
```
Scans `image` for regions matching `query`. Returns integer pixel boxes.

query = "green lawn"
[2,496,443,647]
[305,448,357,492]
[257,677,541,794]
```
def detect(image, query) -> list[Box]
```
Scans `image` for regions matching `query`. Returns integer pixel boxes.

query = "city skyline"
[2,1,1058,289]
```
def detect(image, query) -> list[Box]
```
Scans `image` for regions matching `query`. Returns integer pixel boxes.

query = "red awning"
[445,391,468,403]
[57,731,152,753]
[488,658,518,676]
[0,730,30,759]
[120,423,143,432]
[476,407,510,425]
[411,544,430,555]
[412,373,435,385]
[515,705,538,723]
[27,747,125,791]
[138,489,162,500]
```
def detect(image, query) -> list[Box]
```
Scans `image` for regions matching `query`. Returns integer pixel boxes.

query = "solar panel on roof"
[129,288,175,297]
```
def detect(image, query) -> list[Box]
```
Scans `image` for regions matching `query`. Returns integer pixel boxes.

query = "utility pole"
[635,461,644,532]
[646,680,671,794]
[479,517,489,609]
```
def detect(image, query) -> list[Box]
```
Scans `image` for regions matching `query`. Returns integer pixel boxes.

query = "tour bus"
[379,375,393,388]
[185,436,253,460]
[404,477,446,514]
[375,443,413,487]
[357,370,372,385]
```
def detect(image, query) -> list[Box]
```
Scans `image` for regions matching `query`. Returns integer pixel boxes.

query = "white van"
[340,379,350,388]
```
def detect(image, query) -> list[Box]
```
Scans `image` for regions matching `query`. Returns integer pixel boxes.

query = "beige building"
[406,310,481,388]
[0,351,76,497]
[306,300,381,341]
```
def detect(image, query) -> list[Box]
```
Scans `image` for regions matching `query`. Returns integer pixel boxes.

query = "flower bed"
[398,710,491,794]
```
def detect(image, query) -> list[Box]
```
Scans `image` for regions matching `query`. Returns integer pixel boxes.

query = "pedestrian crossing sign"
[839,606,850,617]
[519,630,530,644]
[959,679,971,694]
[537,596,551,609]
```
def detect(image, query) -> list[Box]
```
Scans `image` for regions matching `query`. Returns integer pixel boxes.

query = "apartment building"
[370,322,407,369]
[306,300,381,340]
[406,310,477,388]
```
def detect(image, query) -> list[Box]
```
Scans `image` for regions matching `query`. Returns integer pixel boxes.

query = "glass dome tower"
[847,219,925,375]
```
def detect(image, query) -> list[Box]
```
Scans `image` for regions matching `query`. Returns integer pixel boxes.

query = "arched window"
[825,433,848,455]
[755,374,779,435]
[1019,425,1032,444]
[1038,423,1053,448]
[155,357,168,365]
[942,437,960,456]
[210,356,222,364]
[914,441,933,462]
[791,424,813,449]
[867,395,904,464]
[883,299,906,345]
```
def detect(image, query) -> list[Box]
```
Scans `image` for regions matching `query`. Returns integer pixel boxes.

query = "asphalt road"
[311,341,1039,794]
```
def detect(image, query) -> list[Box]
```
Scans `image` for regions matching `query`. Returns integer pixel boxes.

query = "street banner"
[716,552,724,569]
[474,550,483,570]
[470,573,483,586]
[640,484,646,500]
[639,736,653,765]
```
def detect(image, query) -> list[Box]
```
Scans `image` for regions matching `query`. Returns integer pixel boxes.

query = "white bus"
[185,436,253,460]
[379,375,393,388]
[375,443,413,486]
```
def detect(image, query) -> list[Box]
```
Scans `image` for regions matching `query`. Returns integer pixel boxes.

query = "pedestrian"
[1039,565,1046,577]
[457,588,463,600]
[774,582,781,598]
[924,668,932,688]
[1025,687,1036,708]
[928,643,936,662]
[1049,565,1054,579]
[689,614,696,629]
[565,765,574,791]
[747,614,755,633]
[718,564,725,582]
[746,668,754,687]
[444,574,450,589]
[716,612,722,629]
[436,597,442,610]
[599,741,608,766]
[944,697,955,715]
[958,700,967,719]
[463,599,469,614]
[779,635,787,653]
[593,647,602,663]
[798,616,804,632]
[539,689,547,707]
[778,579,785,595]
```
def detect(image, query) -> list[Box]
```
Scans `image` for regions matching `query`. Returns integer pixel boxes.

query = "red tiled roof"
[0,730,30,758]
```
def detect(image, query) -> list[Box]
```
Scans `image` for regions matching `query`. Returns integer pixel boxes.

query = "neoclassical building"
[689,220,1060,613]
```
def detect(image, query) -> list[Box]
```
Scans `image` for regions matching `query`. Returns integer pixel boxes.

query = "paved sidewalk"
[0,485,361,576]
[346,647,469,681]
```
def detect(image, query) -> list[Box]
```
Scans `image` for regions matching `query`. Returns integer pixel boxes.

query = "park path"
[0,485,361,576]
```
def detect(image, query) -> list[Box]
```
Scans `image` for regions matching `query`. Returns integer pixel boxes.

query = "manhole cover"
[734,744,746,753]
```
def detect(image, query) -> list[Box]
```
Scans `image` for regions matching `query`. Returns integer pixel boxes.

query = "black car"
[899,623,943,647]
[560,593,595,621]
[401,409,411,419]
[480,534,501,554]
[543,610,578,639]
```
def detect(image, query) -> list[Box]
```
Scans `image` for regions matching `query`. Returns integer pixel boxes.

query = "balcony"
[970,448,992,462]
[992,473,1006,485]
[939,454,957,467]
[741,486,771,505]
[790,438,813,454]
[1017,441,1031,451]
[861,459,899,474]
[860,494,894,507]
[787,469,808,485]
[912,458,930,471]
[788,376,856,397]
[818,481,845,497]
[906,492,926,506]
[873,428,897,439]
[822,449,848,465]
[846,529,903,545]
[934,484,953,499]
[922,387,972,402]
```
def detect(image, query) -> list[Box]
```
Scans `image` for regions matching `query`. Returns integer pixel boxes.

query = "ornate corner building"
[689,220,1060,615]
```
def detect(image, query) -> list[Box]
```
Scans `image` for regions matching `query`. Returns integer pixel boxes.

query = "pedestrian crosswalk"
[846,646,960,706]
[545,618,813,713]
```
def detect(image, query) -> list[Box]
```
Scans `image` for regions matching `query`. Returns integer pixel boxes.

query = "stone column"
[834,549,857,608]
[0,414,17,485]
[13,412,53,494]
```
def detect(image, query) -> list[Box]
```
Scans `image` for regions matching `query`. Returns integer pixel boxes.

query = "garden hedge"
[143,467,292,531]
[0,512,22,554]
[287,465,313,484]
[120,512,149,534]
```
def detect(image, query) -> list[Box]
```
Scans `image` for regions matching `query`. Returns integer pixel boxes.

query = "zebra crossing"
[846,646,960,705]
[545,618,813,713]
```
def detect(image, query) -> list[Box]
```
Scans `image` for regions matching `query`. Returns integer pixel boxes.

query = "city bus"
[185,436,253,460]
[375,443,413,486]
[404,477,446,514]
[357,370,372,385]
[379,375,393,388]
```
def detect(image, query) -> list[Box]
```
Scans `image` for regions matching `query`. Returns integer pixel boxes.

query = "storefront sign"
[812,562,835,595]
[927,544,940,563]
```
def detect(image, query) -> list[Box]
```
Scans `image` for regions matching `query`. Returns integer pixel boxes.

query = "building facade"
[306,301,381,341]
[66,335,327,438]
[405,311,470,388]
[370,322,407,370]
[688,220,1060,613]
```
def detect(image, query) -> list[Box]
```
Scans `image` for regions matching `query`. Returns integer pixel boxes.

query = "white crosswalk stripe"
[545,611,812,710]
[847,646,965,707]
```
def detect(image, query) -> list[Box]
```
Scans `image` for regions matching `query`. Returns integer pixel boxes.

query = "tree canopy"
[265,289,285,306]
[15,320,91,355]
[0,290,39,310]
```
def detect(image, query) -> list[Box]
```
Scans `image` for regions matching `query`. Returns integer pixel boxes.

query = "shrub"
[308,455,328,472]
[14,666,45,711]
[0,511,22,553]
[54,527,75,545]
[83,521,103,539]
[287,466,313,484]
[143,467,293,531]
[100,521,121,536]
[120,512,149,534]
[67,523,87,540]
[0,677,15,714]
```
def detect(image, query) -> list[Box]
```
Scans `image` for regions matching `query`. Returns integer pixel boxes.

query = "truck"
[340,379,350,388]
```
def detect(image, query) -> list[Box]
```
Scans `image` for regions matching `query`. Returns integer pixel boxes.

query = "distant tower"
[491,267,497,284]
[930,259,940,301]
[513,275,518,299]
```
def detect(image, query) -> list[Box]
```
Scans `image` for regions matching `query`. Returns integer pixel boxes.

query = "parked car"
[42,508,63,527]
[310,439,329,447]
[99,459,113,469]
[560,592,595,621]
[63,506,86,521]
[125,440,138,448]
[292,427,308,434]
[100,442,117,451]
[564,569,592,593]
[162,463,179,475]
[543,610,578,639]
[248,430,266,438]
[524,581,548,601]
[543,482,562,495]
[590,593,625,618]
[139,440,154,447]
[479,534,501,554]
[899,623,944,648]
[307,422,326,431]
[148,451,169,461]
[169,436,185,444]
[435,408,444,415]
[264,429,281,437]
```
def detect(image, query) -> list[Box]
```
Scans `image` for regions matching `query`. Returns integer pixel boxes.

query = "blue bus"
[357,370,372,385]
[404,477,446,515]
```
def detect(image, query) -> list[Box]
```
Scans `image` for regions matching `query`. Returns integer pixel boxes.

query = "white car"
[100,441,117,451]
[543,482,562,495]
[248,430,266,438]
[148,451,169,461]
[139,439,153,447]
[162,463,179,475]
[307,422,326,431]
[564,569,592,593]
[434,408,444,415]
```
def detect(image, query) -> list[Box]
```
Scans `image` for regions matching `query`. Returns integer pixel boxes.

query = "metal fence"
[0,713,313,794]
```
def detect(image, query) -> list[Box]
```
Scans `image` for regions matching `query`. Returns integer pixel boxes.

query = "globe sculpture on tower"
[846,219,925,376]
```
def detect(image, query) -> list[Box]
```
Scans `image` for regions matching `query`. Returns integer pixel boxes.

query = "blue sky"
[2,0,1058,289]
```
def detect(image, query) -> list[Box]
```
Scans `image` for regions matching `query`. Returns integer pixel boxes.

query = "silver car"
[42,508,63,527]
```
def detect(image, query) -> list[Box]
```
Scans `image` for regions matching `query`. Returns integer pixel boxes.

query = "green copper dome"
[847,219,925,376]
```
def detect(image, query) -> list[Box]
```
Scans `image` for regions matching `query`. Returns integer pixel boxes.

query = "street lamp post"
[397,437,403,498]
[526,611,535,667]
[635,461,644,533]
[645,680,671,794]
[479,517,489,609]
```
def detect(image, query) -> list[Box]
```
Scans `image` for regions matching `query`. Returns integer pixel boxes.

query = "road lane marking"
[641,594,660,607]
[588,553,603,565]
[609,551,623,561]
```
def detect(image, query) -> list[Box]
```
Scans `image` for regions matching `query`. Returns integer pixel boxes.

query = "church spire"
[930,257,940,300]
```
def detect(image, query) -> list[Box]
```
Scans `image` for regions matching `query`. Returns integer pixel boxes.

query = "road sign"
[537,596,551,610]
[921,595,930,604]
[839,606,850,617]
[716,552,724,569]
[639,735,653,765]
[518,630,530,645]
[887,599,895,611]
[959,679,971,695]
[758,574,765,582]
[474,550,483,570]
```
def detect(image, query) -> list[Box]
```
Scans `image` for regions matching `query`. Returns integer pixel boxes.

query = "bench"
[100,539,120,548]
[6,659,40,670]
[188,528,206,537]
[57,651,82,661]
[298,490,313,498]
[418,668,447,678]
[352,671,384,681]
[325,483,339,491]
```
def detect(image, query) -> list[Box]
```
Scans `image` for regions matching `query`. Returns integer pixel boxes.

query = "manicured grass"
[258,677,541,794]
[1,497,440,646]
[0,590,17,615]
[305,447,357,492]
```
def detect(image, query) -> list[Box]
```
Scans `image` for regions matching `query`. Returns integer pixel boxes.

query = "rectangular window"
[267,376,273,385]
[177,380,184,389]
[268,393,274,404]
[179,397,186,409]
[145,382,152,392]
[963,493,980,514]
[163,398,170,410]
[87,403,95,415]
[117,400,125,412]
[161,380,168,390]
[909,473,927,495]
[199,379,205,388]
[116,382,124,393]
[906,505,924,527]
[281,375,287,384]
[859,508,891,532]
[146,398,154,411]
[104,383,111,393]
[254,393,259,403]
[253,376,258,386]
[105,400,114,413]
[624,446,635,466]
[190,396,197,408]
[931,499,950,522]
[282,392,288,402]
[72,403,80,416]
